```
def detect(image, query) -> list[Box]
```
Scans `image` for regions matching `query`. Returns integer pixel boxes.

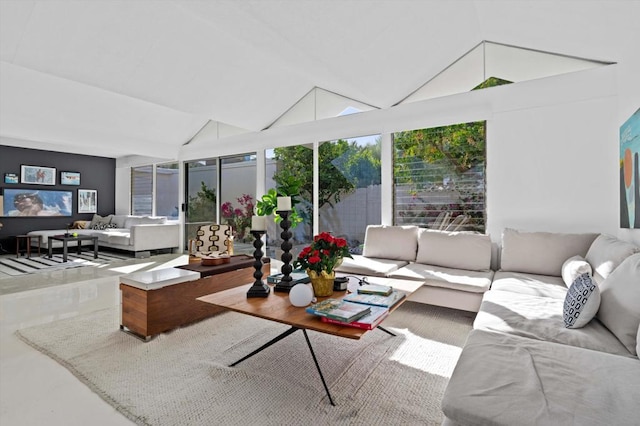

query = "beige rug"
[16,302,474,426]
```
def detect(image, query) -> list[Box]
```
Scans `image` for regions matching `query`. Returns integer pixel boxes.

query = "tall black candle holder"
[274,210,294,293]
[247,230,270,298]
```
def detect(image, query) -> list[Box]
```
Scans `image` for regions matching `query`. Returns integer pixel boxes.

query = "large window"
[220,154,256,254]
[265,145,314,258]
[318,135,381,252]
[131,165,152,215]
[393,121,486,232]
[156,162,179,220]
[184,159,217,245]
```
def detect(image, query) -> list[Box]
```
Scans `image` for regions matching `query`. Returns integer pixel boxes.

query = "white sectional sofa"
[27,214,180,256]
[336,225,495,312]
[441,229,640,426]
[338,225,640,425]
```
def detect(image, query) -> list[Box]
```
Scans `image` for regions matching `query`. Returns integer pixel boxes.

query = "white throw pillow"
[585,234,640,282]
[563,273,600,329]
[596,253,640,355]
[561,255,593,287]
[362,225,418,262]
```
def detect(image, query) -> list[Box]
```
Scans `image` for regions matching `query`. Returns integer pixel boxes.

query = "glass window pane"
[156,162,179,220]
[265,145,314,259]
[185,159,217,246]
[220,154,256,255]
[131,165,152,215]
[393,122,486,232]
[318,135,381,254]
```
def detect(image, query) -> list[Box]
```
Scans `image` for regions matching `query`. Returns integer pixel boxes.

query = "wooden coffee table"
[197,276,422,405]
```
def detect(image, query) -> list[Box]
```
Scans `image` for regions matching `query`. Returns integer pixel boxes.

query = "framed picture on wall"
[78,189,97,213]
[1,188,72,217]
[60,171,81,185]
[20,165,56,185]
[4,173,19,184]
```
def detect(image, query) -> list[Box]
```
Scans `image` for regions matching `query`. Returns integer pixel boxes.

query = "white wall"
[117,63,639,246]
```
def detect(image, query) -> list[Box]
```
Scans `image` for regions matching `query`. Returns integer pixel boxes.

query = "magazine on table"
[343,290,407,308]
[306,299,371,323]
[320,305,389,330]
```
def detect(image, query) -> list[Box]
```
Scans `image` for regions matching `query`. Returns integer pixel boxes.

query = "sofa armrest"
[129,223,180,251]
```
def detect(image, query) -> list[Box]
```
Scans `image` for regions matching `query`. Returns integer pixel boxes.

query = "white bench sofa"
[336,225,494,312]
[441,229,640,426]
[27,214,180,257]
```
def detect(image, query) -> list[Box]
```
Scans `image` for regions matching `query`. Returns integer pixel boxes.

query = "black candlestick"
[274,210,294,292]
[247,230,270,298]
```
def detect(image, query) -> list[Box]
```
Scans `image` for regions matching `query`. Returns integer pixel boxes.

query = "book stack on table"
[305,283,407,330]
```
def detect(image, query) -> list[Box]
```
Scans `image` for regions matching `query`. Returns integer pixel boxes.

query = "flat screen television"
[2,188,73,217]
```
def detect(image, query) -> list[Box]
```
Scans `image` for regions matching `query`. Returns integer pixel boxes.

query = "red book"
[320,306,389,330]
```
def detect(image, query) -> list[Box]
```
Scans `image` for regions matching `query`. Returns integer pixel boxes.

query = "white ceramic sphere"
[289,283,314,307]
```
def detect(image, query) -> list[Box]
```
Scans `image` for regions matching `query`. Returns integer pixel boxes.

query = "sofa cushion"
[95,230,131,246]
[362,225,418,262]
[442,329,640,426]
[499,228,598,276]
[563,273,600,329]
[111,215,129,228]
[415,229,491,271]
[491,271,567,299]
[585,234,640,283]
[335,255,408,277]
[561,255,593,287]
[475,289,632,357]
[89,214,113,229]
[123,216,166,228]
[388,263,493,293]
[596,253,640,355]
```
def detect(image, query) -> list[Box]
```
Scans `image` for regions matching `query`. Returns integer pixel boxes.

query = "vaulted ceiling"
[0,0,637,159]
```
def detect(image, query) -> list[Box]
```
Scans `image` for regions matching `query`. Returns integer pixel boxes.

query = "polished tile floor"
[0,253,193,426]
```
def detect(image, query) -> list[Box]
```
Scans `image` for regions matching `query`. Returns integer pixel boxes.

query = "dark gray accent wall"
[0,145,116,251]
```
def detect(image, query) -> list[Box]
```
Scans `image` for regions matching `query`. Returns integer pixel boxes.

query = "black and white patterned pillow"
[563,273,600,329]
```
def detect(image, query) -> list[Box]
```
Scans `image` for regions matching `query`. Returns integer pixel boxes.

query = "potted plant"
[293,232,352,296]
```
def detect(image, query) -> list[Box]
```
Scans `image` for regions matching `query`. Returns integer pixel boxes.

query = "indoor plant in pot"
[293,232,352,297]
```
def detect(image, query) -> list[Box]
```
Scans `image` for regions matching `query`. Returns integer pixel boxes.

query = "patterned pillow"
[563,273,601,329]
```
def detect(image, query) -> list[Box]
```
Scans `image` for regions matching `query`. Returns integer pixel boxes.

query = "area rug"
[16,302,474,426]
[0,251,131,278]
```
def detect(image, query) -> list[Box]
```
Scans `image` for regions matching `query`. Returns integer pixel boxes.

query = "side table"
[16,235,41,258]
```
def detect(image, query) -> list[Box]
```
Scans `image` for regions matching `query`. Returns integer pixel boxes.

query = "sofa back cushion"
[596,253,640,356]
[499,228,598,277]
[585,234,640,283]
[362,225,418,261]
[124,216,167,228]
[415,229,492,271]
[111,215,129,228]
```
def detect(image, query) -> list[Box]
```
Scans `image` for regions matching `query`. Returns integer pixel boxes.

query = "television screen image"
[2,189,73,217]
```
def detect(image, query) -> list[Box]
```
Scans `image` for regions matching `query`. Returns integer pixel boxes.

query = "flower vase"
[307,269,335,297]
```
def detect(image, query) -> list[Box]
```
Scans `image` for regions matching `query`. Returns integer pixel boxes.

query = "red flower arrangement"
[293,232,352,275]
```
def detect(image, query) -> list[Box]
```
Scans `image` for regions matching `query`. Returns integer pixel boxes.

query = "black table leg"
[62,240,68,262]
[302,329,335,406]
[93,238,98,259]
[48,237,53,259]
[230,327,298,367]
[229,326,336,405]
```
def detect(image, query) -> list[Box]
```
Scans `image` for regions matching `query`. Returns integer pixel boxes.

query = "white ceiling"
[0,0,637,159]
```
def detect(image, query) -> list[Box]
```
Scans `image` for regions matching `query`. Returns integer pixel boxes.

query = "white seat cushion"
[388,263,493,293]
[475,290,632,357]
[491,271,567,299]
[335,255,408,277]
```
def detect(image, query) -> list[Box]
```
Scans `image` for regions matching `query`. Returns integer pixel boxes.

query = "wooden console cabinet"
[120,256,271,340]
